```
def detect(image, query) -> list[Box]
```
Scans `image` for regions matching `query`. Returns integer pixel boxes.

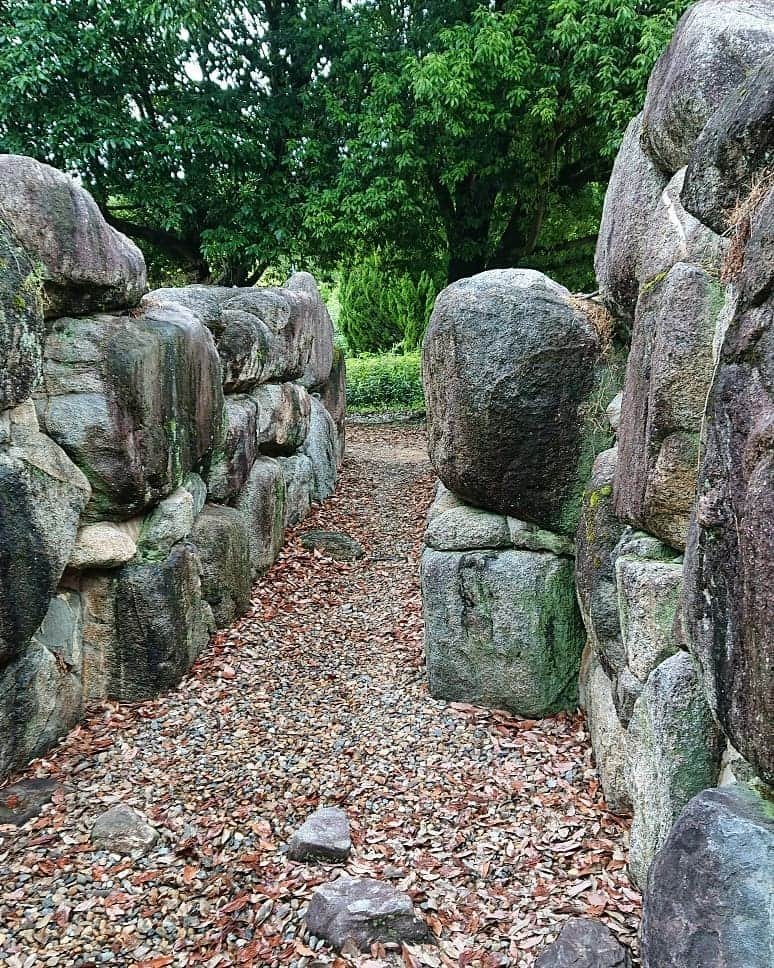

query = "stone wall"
[421,2,772,963]
[0,155,344,780]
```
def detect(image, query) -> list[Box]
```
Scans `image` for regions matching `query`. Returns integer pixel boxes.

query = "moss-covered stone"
[421,546,585,717]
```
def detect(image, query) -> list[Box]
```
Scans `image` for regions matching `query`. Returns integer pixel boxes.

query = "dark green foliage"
[0,1,689,290]
[346,353,425,414]
[339,256,440,355]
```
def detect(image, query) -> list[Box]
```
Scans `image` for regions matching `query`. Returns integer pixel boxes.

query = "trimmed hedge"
[345,352,425,413]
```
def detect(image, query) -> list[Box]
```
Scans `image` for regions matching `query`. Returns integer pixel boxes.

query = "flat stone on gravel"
[299,530,364,561]
[0,778,62,825]
[288,806,351,862]
[90,803,159,856]
[305,875,431,951]
[535,918,633,967]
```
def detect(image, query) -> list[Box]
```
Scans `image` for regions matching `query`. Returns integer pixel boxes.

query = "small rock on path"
[289,806,352,862]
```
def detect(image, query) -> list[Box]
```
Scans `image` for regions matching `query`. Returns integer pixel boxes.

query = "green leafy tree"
[309,0,689,283]
[0,0,351,284]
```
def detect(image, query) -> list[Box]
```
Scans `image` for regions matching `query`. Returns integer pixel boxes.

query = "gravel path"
[0,424,639,968]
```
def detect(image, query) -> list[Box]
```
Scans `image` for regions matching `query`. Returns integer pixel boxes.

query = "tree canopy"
[0,1,689,287]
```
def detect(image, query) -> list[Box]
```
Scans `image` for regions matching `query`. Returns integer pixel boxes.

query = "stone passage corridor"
[0,425,638,968]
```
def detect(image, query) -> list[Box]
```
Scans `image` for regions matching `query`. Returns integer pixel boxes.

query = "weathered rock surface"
[288,807,352,862]
[682,53,774,233]
[68,522,137,570]
[37,303,223,521]
[252,381,311,455]
[424,270,610,534]
[302,396,338,502]
[615,262,726,548]
[316,347,347,465]
[191,505,251,628]
[425,505,511,552]
[684,280,774,783]
[0,405,90,666]
[641,0,774,175]
[299,530,364,562]
[0,777,62,825]
[110,543,210,700]
[595,115,668,320]
[422,547,584,717]
[0,220,45,410]
[641,784,774,968]
[616,553,683,683]
[233,457,286,577]
[305,876,430,951]
[535,917,633,968]
[205,395,258,504]
[287,271,335,389]
[638,170,726,290]
[581,654,631,815]
[0,154,146,317]
[575,448,626,676]
[137,485,197,556]
[0,592,84,777]
[278,454,314,527]
[626,652,723,888]
[91,804,159,856]
[737,187,774,310]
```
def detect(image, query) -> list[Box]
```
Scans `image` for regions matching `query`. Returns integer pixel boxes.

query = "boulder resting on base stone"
[641,783,774,968]
[302,396,338,501]
[305,876,430,951]
[233,457,286,577]
[191,505,251,628]
[91,804,158,856]
[535,918,632,968]
[423,269,611,535]
[288,807,351,862]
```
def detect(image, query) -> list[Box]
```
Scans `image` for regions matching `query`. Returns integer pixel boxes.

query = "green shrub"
[339,254,440,355]
[346,352,425,413]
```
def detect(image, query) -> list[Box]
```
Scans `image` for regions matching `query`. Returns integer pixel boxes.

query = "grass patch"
[346,352,425,414]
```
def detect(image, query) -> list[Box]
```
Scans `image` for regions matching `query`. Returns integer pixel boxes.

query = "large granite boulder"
[0,402,90,666]
[682,53,774,233]
[287,271,334,389]
[423,270,612,535]
[67,522,137,570]
[36,303,224,521]
[233,456,286,577]
[0,591,83,778]
[302,396,338,502]
[615,263,726,549]
[641,0,774,175]
[191,504,251,628]
[252,382,311,455]
[581,653,631,815]
[110,542,210,700]
[684,262,774,783]
[422,547,584,717]
[0,220,45,410]
[626,652,723,888]
[575,448,627,676]
[0,154,146,317]
[204,395,258,503]
[535,918,632,968]
[595,114,668,320]
[641,783,774,968]
[316,347,347,466]
[737,187,774,310]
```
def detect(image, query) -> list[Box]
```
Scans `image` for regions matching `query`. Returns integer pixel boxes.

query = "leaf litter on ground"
[0,424,640,968]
